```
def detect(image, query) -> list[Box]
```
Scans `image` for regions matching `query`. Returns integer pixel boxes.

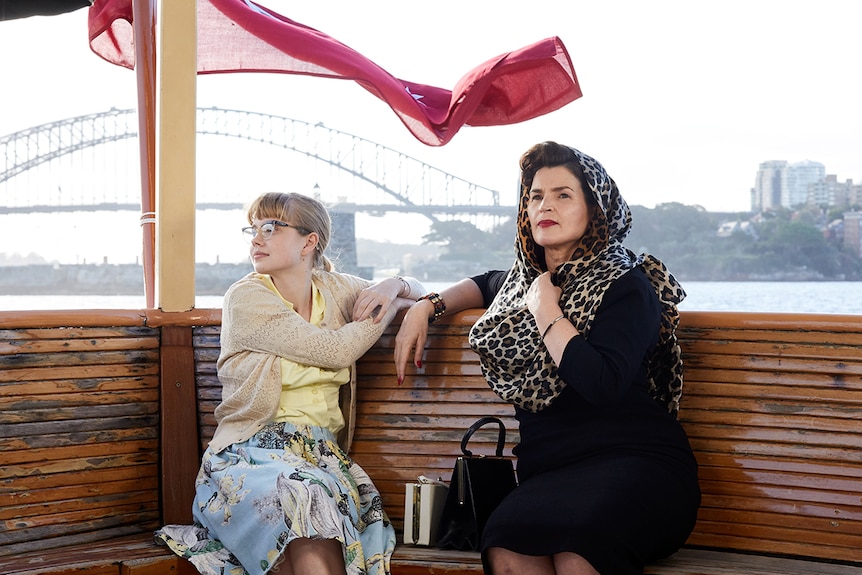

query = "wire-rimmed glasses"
[241,220,310,240]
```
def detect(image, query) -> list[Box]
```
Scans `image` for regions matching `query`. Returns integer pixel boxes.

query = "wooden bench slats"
[0,452,159,483]
[677,318,862,342]
[4,311,860,574]
[645,547,862,575]
[0,533,184,575]
[681,336,862,359]
[0,476,159,513]
[681,406,862,430]
[696,467,862,499]
[0,326,159,341]
[695,451,862,478]
[5,501,160,535]
[390,547,482,574]
[694,498,860,541]
[0,376,159,397]
[0,325,164,564]
[0,348,161,370]
[392,547,862,575]
[0,395,160,426]
[358,387,516,402]
[2,438,159,467]
[1,418,159,451]
[0,362,160,384]
[0,336,159,357]
[686,424,862,453]
[0,465,159,500]
[685,381,862,404]
[358,313,862,570]
[689,534,859,567]
[695,502,861,535]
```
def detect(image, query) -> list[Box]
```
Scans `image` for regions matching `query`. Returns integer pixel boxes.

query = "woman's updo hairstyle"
[518,141,593,207]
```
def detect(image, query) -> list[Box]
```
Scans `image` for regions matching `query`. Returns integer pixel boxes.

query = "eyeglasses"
[241,220,310,240]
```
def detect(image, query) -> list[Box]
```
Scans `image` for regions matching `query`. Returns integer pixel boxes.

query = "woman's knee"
[486,547,554,575]
[287,538,346,575]
[485,547,599,575]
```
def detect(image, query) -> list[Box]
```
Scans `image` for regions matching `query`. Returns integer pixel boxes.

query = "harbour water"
[0,281,860,315]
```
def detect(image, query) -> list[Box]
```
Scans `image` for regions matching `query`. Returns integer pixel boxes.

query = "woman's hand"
[526,272,563,326]
[393,298,434,384]
[353,278,401,323]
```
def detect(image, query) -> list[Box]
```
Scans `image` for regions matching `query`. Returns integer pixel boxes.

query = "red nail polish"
[397,376,403,386]
[416,360,423,369]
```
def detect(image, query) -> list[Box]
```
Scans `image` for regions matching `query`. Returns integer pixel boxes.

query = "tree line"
[422,203,862,281]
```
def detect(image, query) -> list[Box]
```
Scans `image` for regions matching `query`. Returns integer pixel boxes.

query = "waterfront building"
[754,159,831,211]
[783,160,826,208]
[845,212,862,257]
[753,160,787,211]
[808,175,856,208]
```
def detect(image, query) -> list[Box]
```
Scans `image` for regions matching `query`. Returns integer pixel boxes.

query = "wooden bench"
[194,310,862,574]
[2,308,861,574]
[0,310,214,575]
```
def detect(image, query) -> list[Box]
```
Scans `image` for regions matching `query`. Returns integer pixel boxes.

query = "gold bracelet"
[417,292,446,323]
[542,314,566,339]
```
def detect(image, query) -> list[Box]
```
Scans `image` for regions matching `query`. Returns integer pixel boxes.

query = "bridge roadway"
[0,202,515,216]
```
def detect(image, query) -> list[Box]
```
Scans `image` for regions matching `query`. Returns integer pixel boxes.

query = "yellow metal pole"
[155,0,196,311]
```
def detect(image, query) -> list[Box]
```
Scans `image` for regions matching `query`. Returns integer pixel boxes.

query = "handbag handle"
[460,416,506,457]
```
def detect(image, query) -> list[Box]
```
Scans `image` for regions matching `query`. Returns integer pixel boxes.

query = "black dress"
[473,268,700,575]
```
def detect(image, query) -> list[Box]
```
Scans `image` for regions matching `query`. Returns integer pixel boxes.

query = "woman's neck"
[270,268,314,321]
[543,247,569,273]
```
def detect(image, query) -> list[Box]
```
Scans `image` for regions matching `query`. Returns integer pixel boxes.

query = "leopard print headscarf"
[468,145,686,416]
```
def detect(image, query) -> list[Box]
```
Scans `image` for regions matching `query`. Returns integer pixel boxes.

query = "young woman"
[395,142,701,575]
[157,192,424,575]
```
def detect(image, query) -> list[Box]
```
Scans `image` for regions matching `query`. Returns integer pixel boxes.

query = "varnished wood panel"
[351,310,862,567]
[0,325,162,560]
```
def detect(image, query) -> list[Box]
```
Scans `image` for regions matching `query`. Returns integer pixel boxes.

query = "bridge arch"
[1,108,511,221]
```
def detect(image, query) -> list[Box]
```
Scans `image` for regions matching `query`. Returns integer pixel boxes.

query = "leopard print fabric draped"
[468,147,687,416]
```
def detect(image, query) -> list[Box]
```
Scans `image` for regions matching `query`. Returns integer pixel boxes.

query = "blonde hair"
[245,192,333,271]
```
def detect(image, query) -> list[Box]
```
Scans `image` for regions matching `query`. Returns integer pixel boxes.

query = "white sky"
[1,1,861,264]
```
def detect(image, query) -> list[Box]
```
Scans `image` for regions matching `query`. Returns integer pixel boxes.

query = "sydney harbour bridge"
[0,107,513,222]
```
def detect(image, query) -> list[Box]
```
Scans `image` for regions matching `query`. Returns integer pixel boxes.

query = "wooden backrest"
[190,310,862,565]
[194,325,222,452]
[349,310,862,564]
[0,318,162,557]
[676,311,862,564]
[350,310,518,539]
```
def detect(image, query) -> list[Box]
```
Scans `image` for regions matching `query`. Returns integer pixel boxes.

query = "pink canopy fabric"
[88,0,581,146]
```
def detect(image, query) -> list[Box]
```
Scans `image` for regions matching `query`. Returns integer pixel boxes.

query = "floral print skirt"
[154,421,395,575]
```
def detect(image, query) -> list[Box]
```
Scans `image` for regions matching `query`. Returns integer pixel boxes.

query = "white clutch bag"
[403,476,449,546]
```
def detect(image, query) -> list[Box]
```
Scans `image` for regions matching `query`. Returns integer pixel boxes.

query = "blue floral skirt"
[154,421,396,575]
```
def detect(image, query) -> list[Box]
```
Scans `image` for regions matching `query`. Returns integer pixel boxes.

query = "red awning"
[88,0,582,146]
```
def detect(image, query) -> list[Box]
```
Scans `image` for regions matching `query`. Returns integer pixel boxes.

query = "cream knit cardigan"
[210,270,397,453]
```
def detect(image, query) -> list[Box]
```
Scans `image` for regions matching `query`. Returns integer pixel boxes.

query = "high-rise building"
[783,161,825,208]
[753,160,787,211]
[753,160,828,211]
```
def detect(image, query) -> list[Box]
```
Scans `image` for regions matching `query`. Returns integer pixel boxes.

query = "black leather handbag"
[435,416,518,550]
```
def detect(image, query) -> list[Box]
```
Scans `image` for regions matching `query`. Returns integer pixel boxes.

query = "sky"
[1,0,861,264]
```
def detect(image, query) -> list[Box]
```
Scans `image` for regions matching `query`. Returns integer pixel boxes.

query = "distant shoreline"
[0,262,855,296]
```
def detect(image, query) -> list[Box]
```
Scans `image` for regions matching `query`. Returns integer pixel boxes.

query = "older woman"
[395,142,700,575]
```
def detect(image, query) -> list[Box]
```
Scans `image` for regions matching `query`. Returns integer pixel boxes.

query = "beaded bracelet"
[417,292,446,324]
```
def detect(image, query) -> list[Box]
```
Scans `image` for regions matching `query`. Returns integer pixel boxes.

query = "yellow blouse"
[261,275,350,434]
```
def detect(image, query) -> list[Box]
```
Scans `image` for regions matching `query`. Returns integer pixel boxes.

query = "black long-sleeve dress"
[473,267,700,575]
